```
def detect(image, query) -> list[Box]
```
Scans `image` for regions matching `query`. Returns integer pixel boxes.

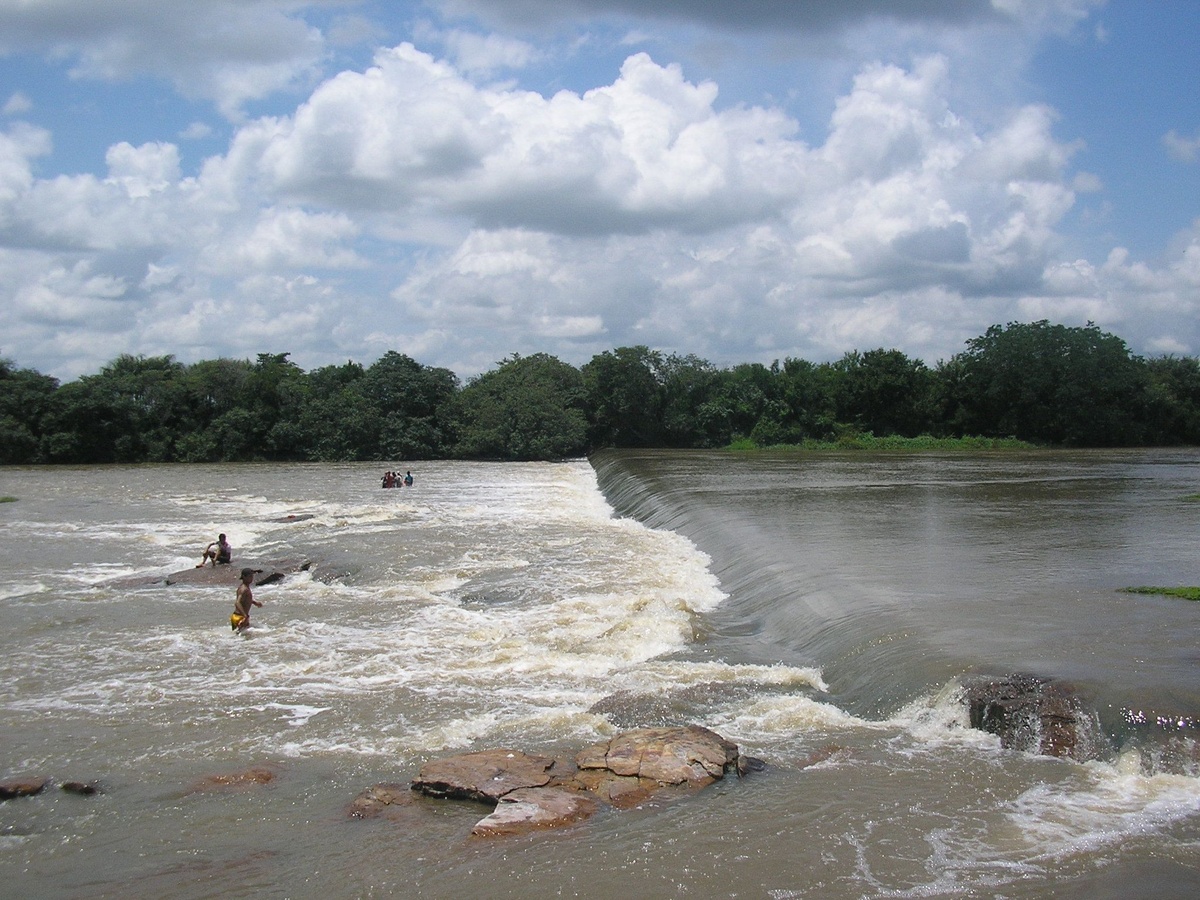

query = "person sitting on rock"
[198,533,232,567]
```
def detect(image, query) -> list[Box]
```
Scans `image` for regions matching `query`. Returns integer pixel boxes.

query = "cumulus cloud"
[1,35,1197,380]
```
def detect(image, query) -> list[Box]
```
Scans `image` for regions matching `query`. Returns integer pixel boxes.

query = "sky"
[1,0,1197,382]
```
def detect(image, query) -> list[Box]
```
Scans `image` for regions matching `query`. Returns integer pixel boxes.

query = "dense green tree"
[0,359,59,463]
[948,320,1147,445]
[362,351,458,458]
[830,348,934,437]
[581,346,664,447]
[658,353,721,447]
[1142,356,1200,445]
[700,362,778,445]
[770,357,837,443]
[450,353,588,460]
[174,358,254,461]
[292,361,377,461]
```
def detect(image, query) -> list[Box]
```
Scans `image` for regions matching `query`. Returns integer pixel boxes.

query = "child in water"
[230,568,262,632]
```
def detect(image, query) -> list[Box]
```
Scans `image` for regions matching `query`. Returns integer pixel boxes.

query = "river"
[1,450,1198,898]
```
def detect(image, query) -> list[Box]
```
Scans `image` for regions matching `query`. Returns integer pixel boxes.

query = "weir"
[589,447,1200,771]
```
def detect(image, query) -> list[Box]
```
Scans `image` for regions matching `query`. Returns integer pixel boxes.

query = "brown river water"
[1,450,1198,898]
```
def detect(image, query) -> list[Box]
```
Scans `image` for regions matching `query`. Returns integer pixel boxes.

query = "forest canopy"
[3,321,1199,464]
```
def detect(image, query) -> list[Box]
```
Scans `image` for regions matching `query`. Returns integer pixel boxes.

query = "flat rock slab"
[0,776,49,800]
[472,787,601,836]
[412,749,562,803]
[112,559,313,589]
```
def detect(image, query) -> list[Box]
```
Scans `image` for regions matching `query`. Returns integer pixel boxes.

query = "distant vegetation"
[1121,586,1200,602]
[2,320,1200,463]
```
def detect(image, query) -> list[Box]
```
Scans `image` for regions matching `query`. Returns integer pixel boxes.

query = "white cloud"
[3,92,33,115]
[2,38,1198,381]
[1164,129,1200,164]
[0,0,332,119]
[442,29,540,75]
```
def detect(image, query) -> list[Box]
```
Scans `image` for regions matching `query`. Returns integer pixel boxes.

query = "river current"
[1,451,1198,898]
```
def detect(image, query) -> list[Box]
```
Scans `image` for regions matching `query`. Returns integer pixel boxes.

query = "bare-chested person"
[230,568,262,632]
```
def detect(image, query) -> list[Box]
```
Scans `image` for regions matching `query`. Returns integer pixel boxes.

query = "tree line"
[2,320,1199,464]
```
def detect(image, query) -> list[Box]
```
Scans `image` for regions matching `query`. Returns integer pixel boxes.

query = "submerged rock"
[0,775,49,800]
[963,673,1104,761]
[588,684,759,729]
[346,783,420,819]
[184,765,279,794]
[60,780,102,796]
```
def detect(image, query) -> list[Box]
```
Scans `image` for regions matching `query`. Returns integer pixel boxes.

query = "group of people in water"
[201,467,415,635]
[381,470,414,488]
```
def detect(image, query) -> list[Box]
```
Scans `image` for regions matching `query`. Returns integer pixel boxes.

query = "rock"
[963,673,1103,761]
[0,775,49,800]
[60,780,102,796]
[395,726,755,837]
[271,514,315,523]
[163,560,312,588]
[346,783,418,819]
[185,766,279,794]
[411,749,563,803]
[576,725,741,786]
[471,787,600,836]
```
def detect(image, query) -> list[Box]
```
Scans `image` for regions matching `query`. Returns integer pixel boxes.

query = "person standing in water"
[230,568,261,632]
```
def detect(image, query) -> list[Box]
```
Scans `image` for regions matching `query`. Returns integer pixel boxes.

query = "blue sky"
[1,0,1197,381]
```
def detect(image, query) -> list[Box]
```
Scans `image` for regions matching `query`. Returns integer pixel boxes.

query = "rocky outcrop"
[963,673,1103,761]
[109,559,314,590]
[163,559,313,588]
[400,725,755,837]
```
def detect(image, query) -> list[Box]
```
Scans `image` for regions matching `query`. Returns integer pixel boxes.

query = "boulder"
[0,775,49,800]
[963,673,1103,761]
[471,787,601,837]
[576,725,741,786]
